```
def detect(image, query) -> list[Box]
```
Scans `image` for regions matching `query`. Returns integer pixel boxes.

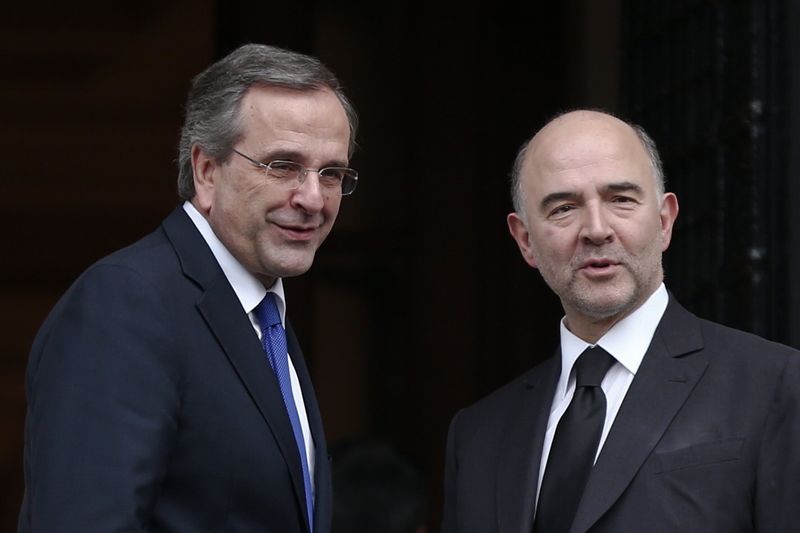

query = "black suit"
[19,207,330,532]
[442,296,800,532]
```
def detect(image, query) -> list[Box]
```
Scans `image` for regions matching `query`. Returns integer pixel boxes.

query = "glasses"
[232,149,358,196]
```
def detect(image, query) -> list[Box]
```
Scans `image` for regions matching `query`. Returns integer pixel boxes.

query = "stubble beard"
[564,262,647,321]
[539,245,665,324]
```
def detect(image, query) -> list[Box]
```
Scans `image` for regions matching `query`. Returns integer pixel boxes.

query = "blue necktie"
[255,293,314,532]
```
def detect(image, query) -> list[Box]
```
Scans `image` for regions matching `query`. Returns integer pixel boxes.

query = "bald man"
[441,110,800,533]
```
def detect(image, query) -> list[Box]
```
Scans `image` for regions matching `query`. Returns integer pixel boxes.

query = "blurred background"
[3,0,800,530]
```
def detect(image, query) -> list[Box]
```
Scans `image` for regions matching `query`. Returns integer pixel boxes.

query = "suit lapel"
[162,207,312,532]
[198,279,310,525]
[286,321,330,533]
[497,355,561,533]
[570,298,709,533]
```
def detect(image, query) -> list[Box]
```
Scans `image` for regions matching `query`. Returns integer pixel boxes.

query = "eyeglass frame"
[231,149,358,196]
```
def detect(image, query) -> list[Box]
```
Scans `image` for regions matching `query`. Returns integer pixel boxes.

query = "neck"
[563,282,663,343]
[563,314,619,344]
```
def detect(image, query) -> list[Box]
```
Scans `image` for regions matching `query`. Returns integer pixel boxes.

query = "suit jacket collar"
[496,353,561,533]
[570,295,708,533]
[162,206,221,289]
[161,207,325,533]
[287,323,331,533]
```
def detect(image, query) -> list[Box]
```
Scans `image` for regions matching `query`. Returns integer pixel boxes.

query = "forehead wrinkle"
[526,112,643,168]
[536,141,633,172]
[237,86,350,161]
[525,134,655,195]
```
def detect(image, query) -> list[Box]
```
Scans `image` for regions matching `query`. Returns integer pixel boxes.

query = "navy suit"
[442,297,800,532]
[19,207,330,532]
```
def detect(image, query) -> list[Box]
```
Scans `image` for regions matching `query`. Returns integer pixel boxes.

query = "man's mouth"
[585,259,614,267]
[579,258,620,274]
[273,222,319,241]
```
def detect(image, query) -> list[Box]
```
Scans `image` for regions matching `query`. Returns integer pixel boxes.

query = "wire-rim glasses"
[232,149,358,196]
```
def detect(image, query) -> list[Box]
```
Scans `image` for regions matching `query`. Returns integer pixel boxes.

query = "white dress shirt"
[535,283,669,507]
[183,202,315,494]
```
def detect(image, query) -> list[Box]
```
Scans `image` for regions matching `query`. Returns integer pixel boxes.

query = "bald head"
[511,110,665,217]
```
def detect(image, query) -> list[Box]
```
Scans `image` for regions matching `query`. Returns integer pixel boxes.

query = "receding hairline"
[235,83,350,126]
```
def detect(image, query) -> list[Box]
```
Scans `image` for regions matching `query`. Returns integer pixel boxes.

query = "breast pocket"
[652,438,744,473]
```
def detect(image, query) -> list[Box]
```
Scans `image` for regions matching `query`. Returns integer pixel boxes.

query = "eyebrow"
[605,181,644,195]
[540,191,580,212]
[258,149,349,168]
[539,181,645,211]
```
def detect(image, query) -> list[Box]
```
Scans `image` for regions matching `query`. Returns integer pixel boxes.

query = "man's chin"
[569,289,636,321]
[258,253,317,280]
[275,262,315,279]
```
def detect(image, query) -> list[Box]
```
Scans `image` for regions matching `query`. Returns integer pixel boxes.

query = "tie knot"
[255,292,282,329]
[574,346,615,387]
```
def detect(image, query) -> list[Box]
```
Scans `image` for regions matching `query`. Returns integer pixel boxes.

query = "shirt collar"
[556,283,669,399]
[182,201,286,325]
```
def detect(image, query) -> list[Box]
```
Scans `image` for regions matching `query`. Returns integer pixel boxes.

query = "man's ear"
[659,192,679,252]
[191,145,217,215]
[507,212,538,269]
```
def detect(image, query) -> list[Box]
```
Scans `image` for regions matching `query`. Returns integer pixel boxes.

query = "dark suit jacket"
[19,207,331,532]
[442,296,800,532]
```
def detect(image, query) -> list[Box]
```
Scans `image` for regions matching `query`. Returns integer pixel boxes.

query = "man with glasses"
[19,43,358,533]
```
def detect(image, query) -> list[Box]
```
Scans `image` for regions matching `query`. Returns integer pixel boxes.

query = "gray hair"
[509,111,665,216]
[177,43,359,200]
[631,124,666,200]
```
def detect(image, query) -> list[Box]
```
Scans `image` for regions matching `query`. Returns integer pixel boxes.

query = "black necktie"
[533,345,615,533]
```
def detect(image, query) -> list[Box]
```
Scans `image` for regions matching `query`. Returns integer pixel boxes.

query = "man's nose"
[291,171,326,213]
[579,203,614,244]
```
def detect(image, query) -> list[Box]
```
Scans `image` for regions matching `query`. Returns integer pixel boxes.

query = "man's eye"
[319,169,345,181]
[269,161,298,172]
[549,204,575,218]
[266,161,301,180]
[612,196,637,204]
